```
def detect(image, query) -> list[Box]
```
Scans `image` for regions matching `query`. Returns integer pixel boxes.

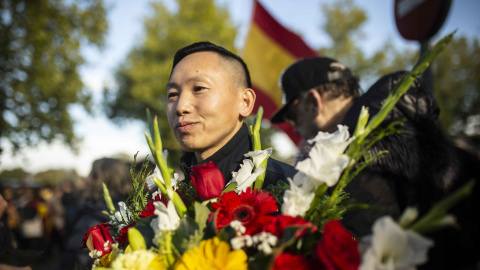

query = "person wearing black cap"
[167,41,296,191]
[271,57,400,238]
[272,57,480,269]
[271,57,359,139]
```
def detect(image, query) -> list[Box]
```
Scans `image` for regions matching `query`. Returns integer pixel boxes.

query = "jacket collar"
[180,123,251,182]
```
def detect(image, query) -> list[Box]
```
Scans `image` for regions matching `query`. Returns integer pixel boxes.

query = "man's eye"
[193,86,206,92]
[167,92,178,99]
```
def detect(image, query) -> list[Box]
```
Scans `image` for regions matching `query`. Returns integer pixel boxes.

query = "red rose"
[81,222,114,257]
[262,215,316,239]
[190,161,225,201]
[313,220,360,270]
[272,252,311,270]
[116,221,137,246]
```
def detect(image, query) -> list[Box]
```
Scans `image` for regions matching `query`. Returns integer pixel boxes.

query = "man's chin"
[178,140,200,153]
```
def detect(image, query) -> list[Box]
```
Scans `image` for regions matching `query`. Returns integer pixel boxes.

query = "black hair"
[311,64,360,101]
[170,41,252,88]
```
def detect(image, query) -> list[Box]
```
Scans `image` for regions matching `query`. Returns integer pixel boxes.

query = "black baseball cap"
[270,57,354,123]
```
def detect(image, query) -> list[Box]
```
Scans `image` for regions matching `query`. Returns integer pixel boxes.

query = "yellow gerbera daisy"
[175,237,248,270]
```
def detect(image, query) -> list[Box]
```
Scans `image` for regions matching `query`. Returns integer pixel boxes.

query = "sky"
[1,0,479,177]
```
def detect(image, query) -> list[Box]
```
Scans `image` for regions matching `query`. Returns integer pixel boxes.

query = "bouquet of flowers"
[82,32,474,270]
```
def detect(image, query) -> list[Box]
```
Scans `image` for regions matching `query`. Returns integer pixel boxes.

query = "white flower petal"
[151,201,180,232]
[232,159,254,185]
[281,177,315,217]
[244,148,272,168]
[146,166,163,190]
[235,165,265,194]
[296,143,351,188]
[360,216,434,270]
[146,166,178,189]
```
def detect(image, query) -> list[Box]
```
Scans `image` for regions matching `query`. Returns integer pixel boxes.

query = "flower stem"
[346,32,454,157]
[409,180,474,234]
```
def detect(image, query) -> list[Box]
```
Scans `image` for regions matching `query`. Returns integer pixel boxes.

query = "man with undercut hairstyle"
[166,41,296,189]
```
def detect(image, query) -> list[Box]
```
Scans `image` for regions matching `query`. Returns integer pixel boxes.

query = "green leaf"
[217,224,237,243]
[248,254,274,270]
[133,216,155,249]
[280,226,308,247]
[203,211,219,239]
[172,216,200,254]
[194,202,211,234]
[222,182,237,193]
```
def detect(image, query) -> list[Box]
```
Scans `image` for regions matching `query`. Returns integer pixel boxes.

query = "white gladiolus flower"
[308,125,354,153]
[150,201,180,233]
[244,148,272,168]
[296,125,354,187]
[146,166,179,190]
[281,172,315,217]
[110,201,134,231]
[359,216,434,270]
[232,159,266,193]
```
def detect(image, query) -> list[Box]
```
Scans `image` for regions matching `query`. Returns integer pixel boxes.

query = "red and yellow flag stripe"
[242,1,318,144]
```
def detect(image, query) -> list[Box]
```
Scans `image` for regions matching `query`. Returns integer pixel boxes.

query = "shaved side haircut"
[170,41,252,90]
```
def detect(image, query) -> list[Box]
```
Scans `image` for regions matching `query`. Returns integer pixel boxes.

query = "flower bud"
[190,161,225,201]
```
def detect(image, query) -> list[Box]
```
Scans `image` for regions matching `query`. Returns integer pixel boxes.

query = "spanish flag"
[242,0,318,144]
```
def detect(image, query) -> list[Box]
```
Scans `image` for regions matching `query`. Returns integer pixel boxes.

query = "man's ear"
[305,89,323,116]
[239,88,256,118]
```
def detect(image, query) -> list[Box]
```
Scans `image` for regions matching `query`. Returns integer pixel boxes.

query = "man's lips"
[175,121,197,132]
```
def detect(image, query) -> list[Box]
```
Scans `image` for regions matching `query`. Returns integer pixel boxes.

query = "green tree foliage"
[319,0,480,146]
[103,0,237,160]
[0,167,28,180]
[319,0,417,85]
[34,169,79,186]
[432,37,480,139]
[0,0,108,152]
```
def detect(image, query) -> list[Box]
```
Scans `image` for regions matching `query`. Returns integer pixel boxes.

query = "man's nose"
[176,92,194,116]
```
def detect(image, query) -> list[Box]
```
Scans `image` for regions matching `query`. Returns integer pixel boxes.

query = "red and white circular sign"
[394,0,451,41]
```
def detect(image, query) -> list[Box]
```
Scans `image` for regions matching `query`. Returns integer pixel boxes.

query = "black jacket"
[180,123,297,189]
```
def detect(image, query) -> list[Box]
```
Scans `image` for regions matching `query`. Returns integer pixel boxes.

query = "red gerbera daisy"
[116,221,136,246]
[262,215,316,238]
[209,187,278,235]
[139,193,167,218]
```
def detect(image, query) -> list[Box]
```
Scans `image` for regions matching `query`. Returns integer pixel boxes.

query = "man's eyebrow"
[167,75,211,90]
[166,82,180,90]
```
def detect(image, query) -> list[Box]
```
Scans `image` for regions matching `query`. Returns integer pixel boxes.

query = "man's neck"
[322,97,354,133]
[193,122,244,163]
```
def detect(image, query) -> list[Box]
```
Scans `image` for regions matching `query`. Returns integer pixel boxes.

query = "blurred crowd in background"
[0,158,156,269]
